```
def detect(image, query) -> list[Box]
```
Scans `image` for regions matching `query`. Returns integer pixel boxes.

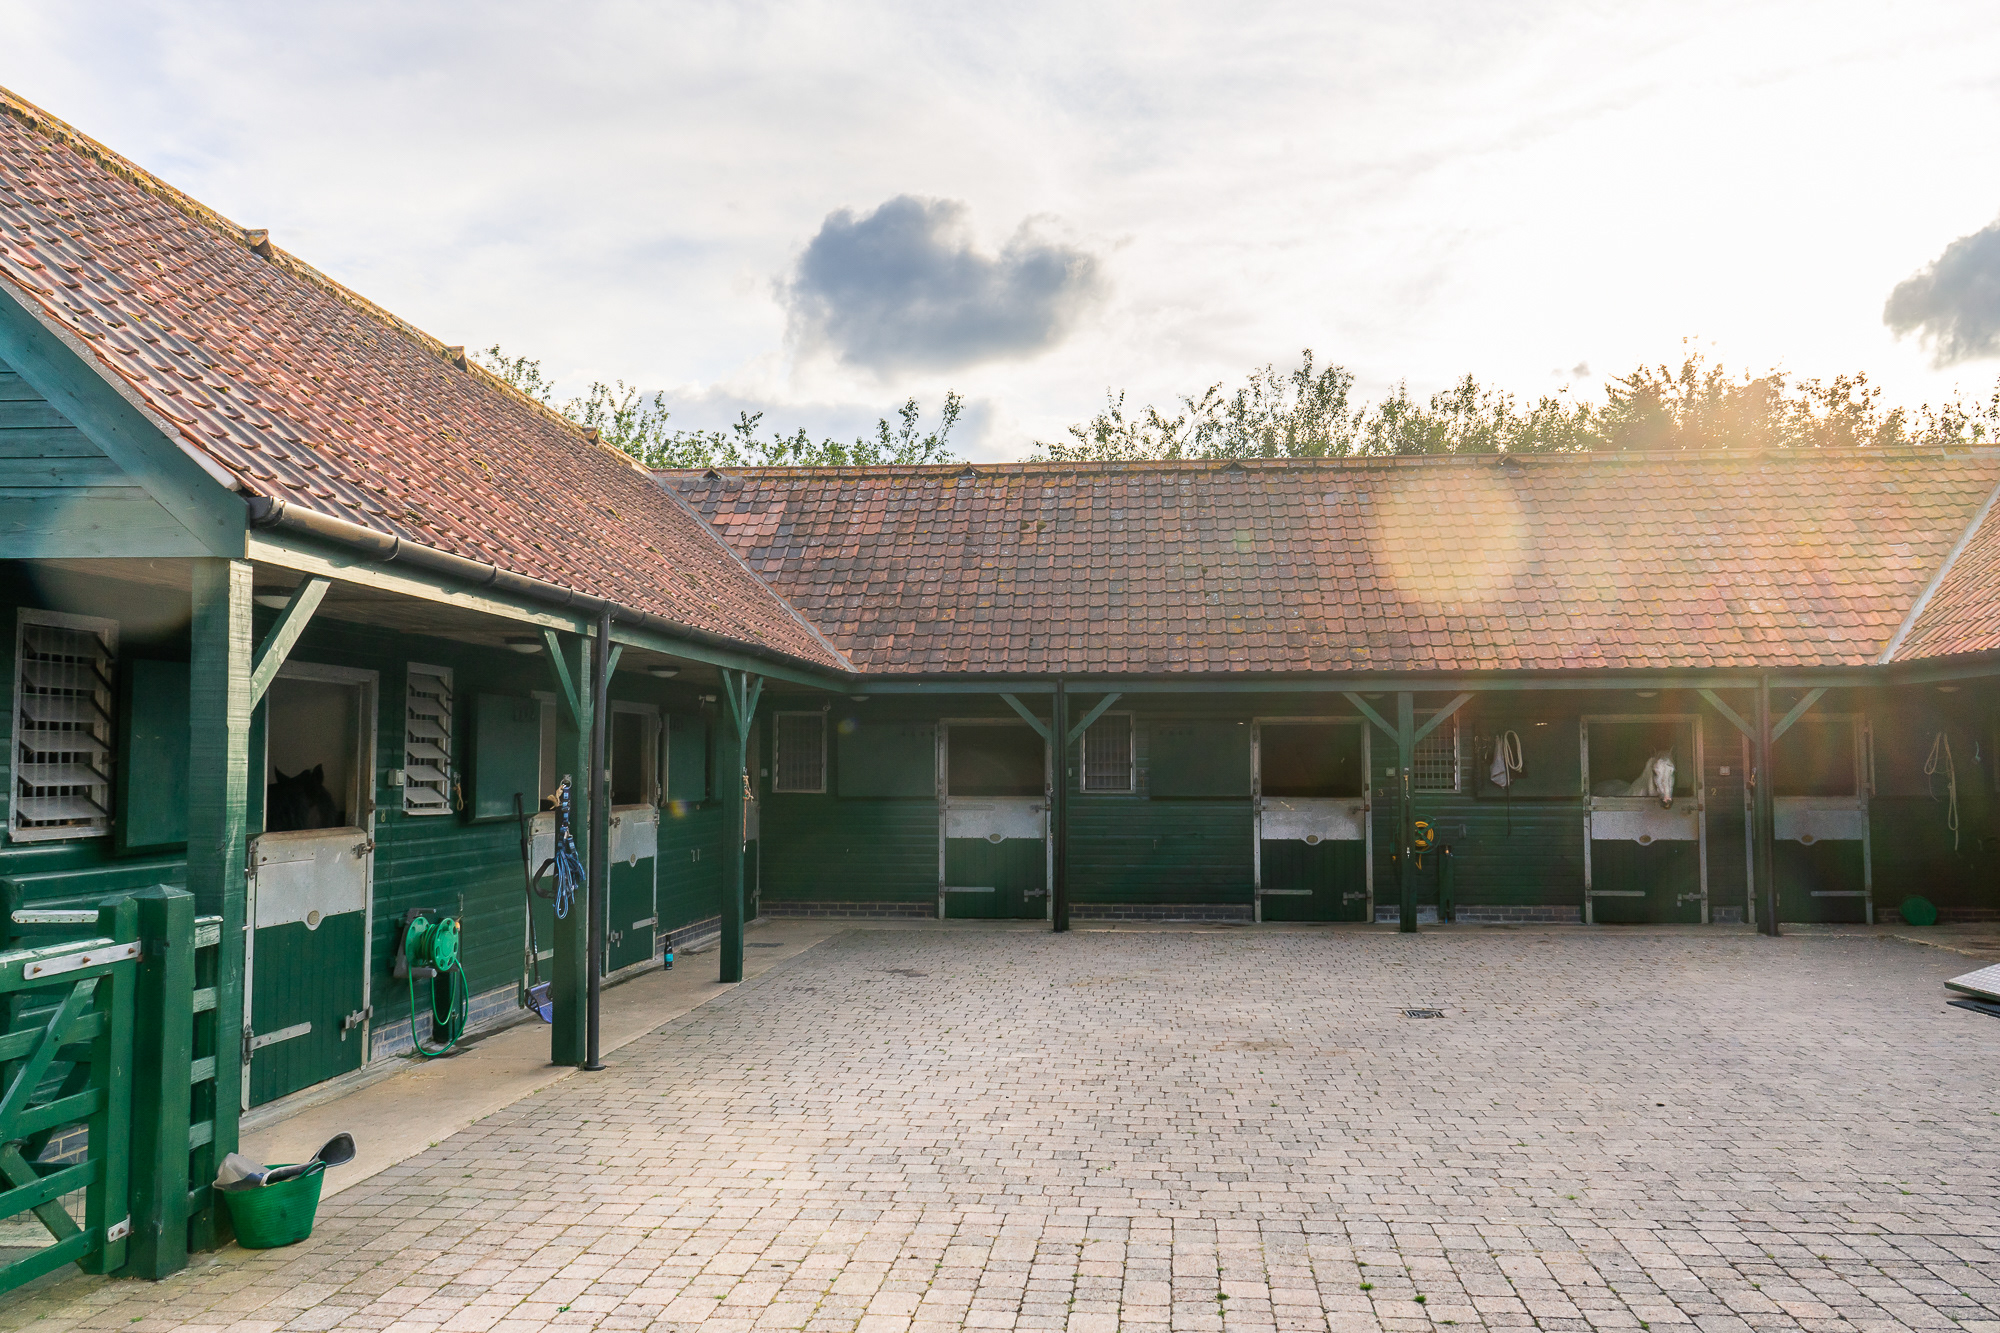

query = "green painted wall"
[760,796,937,903]
[1070,798,1251,905]
[0,355,211,558]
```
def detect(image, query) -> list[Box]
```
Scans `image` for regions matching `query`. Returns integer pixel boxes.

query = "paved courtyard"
[7,925,1998,1333]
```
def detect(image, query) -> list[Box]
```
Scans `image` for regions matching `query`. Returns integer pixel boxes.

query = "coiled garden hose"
[404,913,469,1057]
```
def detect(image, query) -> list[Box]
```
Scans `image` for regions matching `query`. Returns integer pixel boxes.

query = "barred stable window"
[403,663,454,814]
[773,711,827,793]
[12,611,117,842]
[1412,714,1460,792]
[1081,712,1134,792]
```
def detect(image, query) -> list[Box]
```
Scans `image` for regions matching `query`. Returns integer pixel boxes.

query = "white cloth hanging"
[1490,731,1523,788]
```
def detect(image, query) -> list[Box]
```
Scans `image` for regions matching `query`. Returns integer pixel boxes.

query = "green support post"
[542,630,593,1066]
[1397,692,1416,933]
[127,886,194,1278]
[1051,682,1070,933]
[718,669,762,984]
[186,559,251,1243]
[1754,674,1780,937]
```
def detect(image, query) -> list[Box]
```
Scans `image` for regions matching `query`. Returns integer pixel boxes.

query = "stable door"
[1581,715,1706,924]
[939,721,1049,919]
[1254,720,1370,921]
[245,665,377,1107]
[1771,715,1873,924]
[605,703,661,972]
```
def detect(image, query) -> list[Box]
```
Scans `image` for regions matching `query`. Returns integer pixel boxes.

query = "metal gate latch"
[105,1218,130,1243]
[340,1006,371,1038]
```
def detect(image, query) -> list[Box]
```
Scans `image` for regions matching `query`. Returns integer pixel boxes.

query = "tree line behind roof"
[479,342,2000,468]
[1040,346,2000,461]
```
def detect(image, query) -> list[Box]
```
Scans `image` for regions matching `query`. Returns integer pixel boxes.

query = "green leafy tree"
[474,345,962,468]
[1041,345,2000,460]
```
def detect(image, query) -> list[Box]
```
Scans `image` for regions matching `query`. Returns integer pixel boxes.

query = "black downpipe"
[586,605,611,1068]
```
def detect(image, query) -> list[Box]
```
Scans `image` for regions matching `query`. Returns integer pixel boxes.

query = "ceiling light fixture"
[647,665,682,679]
[502,636,542,654]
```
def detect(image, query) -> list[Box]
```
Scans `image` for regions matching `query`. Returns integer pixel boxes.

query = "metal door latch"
[340,1006,371,1038]
[105,1218,130,1243]
[352,838,375,857]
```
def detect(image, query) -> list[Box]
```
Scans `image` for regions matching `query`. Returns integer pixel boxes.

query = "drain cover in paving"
[746,942,786,948]
[1403,1008,1445,1019]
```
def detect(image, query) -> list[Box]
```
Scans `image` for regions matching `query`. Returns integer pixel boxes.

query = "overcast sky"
[5,1,1998,460]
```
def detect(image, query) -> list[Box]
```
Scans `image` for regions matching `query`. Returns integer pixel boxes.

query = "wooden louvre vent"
[403,663,454,814]
[12,611,117,841]
[773,712,826,793]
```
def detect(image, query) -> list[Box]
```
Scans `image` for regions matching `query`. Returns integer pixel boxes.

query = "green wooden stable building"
[2,85,1999,1286]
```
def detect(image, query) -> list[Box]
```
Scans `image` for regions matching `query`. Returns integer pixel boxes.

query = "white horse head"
[1630,749,1675,806]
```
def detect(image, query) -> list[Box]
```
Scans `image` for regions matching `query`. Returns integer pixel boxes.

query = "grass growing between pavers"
[3,925,1997,1332]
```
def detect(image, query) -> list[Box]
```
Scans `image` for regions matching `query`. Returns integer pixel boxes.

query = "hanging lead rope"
[1491,730,1524,835]
[552,775,585,920]
[1925,732,1960,851]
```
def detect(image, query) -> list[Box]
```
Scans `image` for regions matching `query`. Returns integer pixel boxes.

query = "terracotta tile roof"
[1887,479,2000,661]
[665,452,2000,676]
[0,89,846,670]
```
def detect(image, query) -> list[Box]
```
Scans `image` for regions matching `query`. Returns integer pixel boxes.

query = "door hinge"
[241,1024,253,1063]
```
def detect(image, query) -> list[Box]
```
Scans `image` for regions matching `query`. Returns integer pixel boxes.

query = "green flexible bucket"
[1899,896,1940,927]
[221,1164,325,1249]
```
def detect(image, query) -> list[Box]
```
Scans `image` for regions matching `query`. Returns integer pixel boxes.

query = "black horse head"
[267,765,343,832]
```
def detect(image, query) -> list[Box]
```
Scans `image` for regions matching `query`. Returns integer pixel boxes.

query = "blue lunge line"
[553,776,585,921]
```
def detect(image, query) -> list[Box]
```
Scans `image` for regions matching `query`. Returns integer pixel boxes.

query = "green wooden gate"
[0,902,137,1291]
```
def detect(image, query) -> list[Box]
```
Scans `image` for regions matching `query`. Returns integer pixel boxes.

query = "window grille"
[403,663,453,814]
[1081,713,1134,792]
[1412,714,1459,792]
[773,712,826,793]
[12,611,116,841]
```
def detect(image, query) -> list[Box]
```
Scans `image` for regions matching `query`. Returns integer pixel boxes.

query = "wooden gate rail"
[0,898,137,1294]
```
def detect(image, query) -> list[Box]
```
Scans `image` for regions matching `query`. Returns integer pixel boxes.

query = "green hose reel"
[395,910,469,1057]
